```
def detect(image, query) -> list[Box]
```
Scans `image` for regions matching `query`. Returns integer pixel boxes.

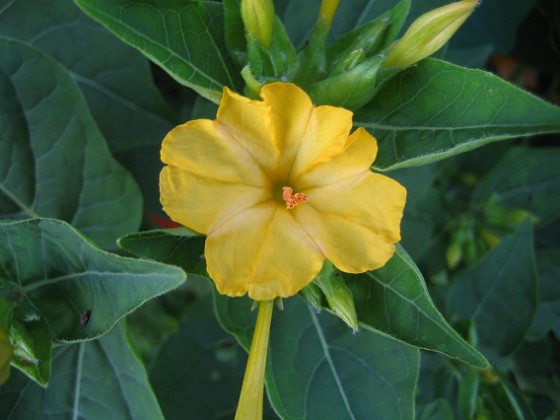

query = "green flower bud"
[313,261,358,331]
[308,55,384,109]
[384,0,478,68]
[241,0,275,48]
[446,241,463,270]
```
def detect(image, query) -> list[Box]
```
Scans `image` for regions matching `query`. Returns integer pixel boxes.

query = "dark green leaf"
[355,59,560,171]
[118,228,206,275]
[215,294,419,420]
[447,220,538,360]
[527,249,560,340]
[0,323,164,419]
[458,368,479,420]
[0,37,142,248]
[417,399,454,420]
[75,0,241,103]
[472,146,560,225]
[0,219,185,342]
[0,0,175,153]
[150,295,247,420]
[345,245,488,368]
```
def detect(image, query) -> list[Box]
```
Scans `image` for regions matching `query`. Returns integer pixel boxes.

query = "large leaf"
[355,59,560,171]
[0,218,185,342]
[527,249,560,340]
[75,0,241,104]
[344,245,488,368]
[0,323,164,419]
[0,0,175,153]
[0,38,142,248]
[118,228,206,275]
[447,220,538,361]
[150,295,247,420]
[215,294,420,420]
[472,146,560,225]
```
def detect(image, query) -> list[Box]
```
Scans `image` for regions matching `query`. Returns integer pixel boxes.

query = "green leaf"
[0,218,185,342]
[0,0,175,153]
[417,399,454,420]
[0,37,142,248]
[458,368,479,420]
[472,146,560,225]
[344,245,488,368]
[118,228,206,275]
[215,294,419,419]
[75,0,241,104]
[150,295,247,419]
[0,323,164,419]
[447,220,538,361]
[355,59,560,171]
[527,249,560,340]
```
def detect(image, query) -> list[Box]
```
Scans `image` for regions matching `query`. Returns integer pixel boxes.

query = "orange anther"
[282,186,308,210]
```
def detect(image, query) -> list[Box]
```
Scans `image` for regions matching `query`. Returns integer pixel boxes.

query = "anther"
[282,186,308,210]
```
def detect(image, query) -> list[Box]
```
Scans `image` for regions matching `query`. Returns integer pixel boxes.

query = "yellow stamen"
[282,186,308,210]
[235,300,274,420]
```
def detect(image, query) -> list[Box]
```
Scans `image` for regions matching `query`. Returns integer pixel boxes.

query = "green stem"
[235,300,274,420]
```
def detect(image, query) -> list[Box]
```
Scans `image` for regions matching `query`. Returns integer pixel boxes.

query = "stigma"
[282,186,308,210]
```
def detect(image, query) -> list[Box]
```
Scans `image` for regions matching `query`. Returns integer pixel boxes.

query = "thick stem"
[235,300,274,420]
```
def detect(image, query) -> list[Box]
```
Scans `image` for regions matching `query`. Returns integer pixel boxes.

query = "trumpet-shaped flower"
[160,83,406,301]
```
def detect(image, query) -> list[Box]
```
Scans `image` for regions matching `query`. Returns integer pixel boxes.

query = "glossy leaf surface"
[356,59,560,171]
[75,0,241,103]
[345,246,488,368]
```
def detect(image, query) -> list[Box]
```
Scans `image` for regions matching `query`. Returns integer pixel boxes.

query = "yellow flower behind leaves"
[160,83,406,301]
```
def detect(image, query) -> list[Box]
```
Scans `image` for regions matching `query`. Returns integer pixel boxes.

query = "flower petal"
[205,202,325,300]
[160,166,268,234]
[216,87,278,177]
[260,83,353,180]
[296,171,406,273]
[161,119,268,187]
[297,127,377,189]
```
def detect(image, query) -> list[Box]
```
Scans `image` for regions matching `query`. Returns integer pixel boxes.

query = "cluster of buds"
[239,0,479,109]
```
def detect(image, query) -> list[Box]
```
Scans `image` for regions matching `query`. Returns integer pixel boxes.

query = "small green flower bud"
[241,0,275,48]
[308,55,384,109]
[331,49,366,75]
[446,241,463,270]
[384,0,478,68]
[314,262,359,331]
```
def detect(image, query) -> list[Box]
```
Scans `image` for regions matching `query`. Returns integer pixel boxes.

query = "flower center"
[282,186,307,210]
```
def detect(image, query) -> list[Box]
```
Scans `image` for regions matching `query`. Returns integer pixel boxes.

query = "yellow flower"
[160,82,406,300]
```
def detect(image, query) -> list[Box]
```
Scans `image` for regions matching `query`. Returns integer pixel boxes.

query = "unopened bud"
[384,0,478,68]
[314,262,358,331]
[241,0,275,48]
[308,55,383,109]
